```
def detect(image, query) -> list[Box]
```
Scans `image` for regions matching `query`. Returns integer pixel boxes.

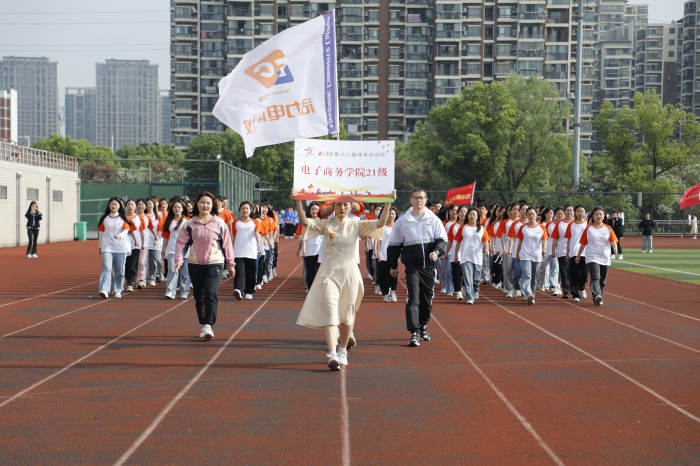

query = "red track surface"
[1,238,699,465]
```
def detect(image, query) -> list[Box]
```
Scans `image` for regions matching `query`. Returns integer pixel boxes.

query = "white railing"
[0,140,78,172]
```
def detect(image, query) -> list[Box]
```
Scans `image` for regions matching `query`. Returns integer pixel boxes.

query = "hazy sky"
[0,0,690,107]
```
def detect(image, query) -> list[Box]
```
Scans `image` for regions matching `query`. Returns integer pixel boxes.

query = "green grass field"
[610,248,700,285]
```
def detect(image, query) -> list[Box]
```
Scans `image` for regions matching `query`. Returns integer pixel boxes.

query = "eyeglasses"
[412,196,426,200]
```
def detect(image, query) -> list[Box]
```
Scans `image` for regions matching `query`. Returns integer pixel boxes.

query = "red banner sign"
[444,182,476,206]
[680,182,700,210]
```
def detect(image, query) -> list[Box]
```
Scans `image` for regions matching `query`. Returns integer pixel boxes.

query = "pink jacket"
[175,216,235,270]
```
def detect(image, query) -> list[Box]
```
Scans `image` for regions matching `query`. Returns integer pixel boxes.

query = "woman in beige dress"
[292,189,396,370]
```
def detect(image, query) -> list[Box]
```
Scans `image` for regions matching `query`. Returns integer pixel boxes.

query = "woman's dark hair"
[489,204,502,224]
[98,197,132,228]
[587,206,607,224]
[539,206,553,223]
[305,202,320,217]
[574,205,586,220]
[239,200,253,213]
[25,201,38,215]
[192,191,219,217]
[163,199,187,232]
[553,206,564,216]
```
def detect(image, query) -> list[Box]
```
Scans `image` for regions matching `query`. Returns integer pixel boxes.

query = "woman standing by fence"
[25,201,42,258]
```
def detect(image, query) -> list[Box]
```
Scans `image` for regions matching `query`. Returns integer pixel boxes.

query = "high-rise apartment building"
[0,89,18,144]
[682,0,700,118]
[635,23,682,106]
[64,88,97,145]
[0,56,59,145]
[161,90,172,145]
[95,59,161,150]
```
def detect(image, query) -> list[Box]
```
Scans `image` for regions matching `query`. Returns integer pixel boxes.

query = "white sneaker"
[222,270,229,279]
[455,291,463,300]
[466,299,474,305]
[233,289,243,300]
[367,273,373,280]
[474,292,479,300]
[126,285,134,292]
[618,254,623,260]
[114,292,122,299]
[514,290,521,298]
[263,275,269,283]
[447,292,454,296]
[164,293,175,299]
[527,295,535,305]
[99,291,109,299]
[255,284,262,290]
[337,348,348,366]
[649,249,653,253]
[552,288,560,296]
[272,269,278,277]
[441,288,447,294]
[375,285,381,295]
[181,294,189,299]
[27,254,31,258]
[136,281,144,290]
[642,250,646,253]
[148,280,156,287]
[390,291,398,302]
[201,324,214,340]
[581,290,587,300]
[506,290,514,298]
[383,294,391,302]
[573,297,580,302]
[327,353,340,371]
[32,254,38,258]
[594,295,602,306]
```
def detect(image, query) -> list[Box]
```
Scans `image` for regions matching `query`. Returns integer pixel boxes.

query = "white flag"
[213,11,339,158]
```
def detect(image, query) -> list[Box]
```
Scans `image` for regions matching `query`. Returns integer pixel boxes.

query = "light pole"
[572,0,583,190]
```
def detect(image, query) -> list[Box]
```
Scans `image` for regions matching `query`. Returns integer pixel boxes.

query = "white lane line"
[0,300,188,410]
[541,293,700,354]
[0,300,107,340]
[114,261,303,466]
[614,260,700,277]
[488,297,700,425]
[341,368,351,466]
[603,292,700,322]
[432,316,565,466]
[0,281,98,309]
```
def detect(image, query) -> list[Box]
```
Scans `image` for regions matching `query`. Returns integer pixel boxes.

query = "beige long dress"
[296,216,383,329]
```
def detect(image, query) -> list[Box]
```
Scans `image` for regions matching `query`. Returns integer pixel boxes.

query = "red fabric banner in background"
[444,182,476,206]
[680,182,700,210]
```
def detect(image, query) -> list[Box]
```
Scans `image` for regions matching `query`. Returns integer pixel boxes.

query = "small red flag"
[680,182,700,210]
[444,182,476,206]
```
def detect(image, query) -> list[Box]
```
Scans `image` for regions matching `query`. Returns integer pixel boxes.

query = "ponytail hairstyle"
[98,197,132,229]
[539,206,553,223]
[163,199,187,232]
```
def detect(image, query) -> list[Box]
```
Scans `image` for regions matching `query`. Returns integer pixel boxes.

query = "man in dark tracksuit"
[388,188,448,347]
[609,209,624,260]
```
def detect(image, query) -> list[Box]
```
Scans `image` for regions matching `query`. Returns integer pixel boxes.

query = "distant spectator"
[639,212,655,253]
[609,209,624,260]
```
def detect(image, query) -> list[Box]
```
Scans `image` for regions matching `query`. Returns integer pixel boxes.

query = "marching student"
[550,205,575,298]
[439,205,458,295]
[536,207,554,291]
[296,202,323,294]
[445,206,468,300]
[25,201,42,258]
[162,199,191,300]
[516,206,548,305]
[388,188,447,348]
[174,191,235,340]
[293,189,395,370]
[156,196,168,282]
[565,205,589,303]
[97,197,133,299]
[124,199,144,292]
[144,198,162,287]
[135,199,149,289]
[544,207,563,294]
[499,203,519,298]
[487,206,504,289]
[233,201,264,300]
[376,206,399,302]
[453,207,490,305]
[576,207,618,306]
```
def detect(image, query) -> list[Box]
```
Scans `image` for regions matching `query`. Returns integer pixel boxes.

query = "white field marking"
[341,368,351,466]
[114,260,303,466]
[0,300,108,340]
[603,292,700,323]
[431,316,565,466]
[538,291,700,354]
[399,279,565,465]
[615,260,700,277]
[487,297,700,425]
[0,281,98,309]
[0,300,188,410]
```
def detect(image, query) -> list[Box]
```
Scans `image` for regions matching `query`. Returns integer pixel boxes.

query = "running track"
[1,239,698,464]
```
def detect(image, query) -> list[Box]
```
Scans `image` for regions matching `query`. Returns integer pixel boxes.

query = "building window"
[0,185,6,200]
[27,188,39,201]
[53,190,63,202]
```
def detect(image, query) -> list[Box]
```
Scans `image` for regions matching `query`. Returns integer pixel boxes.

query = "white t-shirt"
[99,214,130,254]
[517,223,547,263]
[127,214,142,250]
[164,218,189,258]
[454,224,489,265]
[233,219,261,259]
[580,224,617,266]
[545,221,556,256]
[565,221,588,257]
[378,224,394,261]
[144,213,160,250]
[551,220,573,258]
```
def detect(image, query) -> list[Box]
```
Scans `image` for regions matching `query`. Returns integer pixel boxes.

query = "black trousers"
[365,249,375,280]
[557,256,570,295]
[586,261,609,299]
[26,229,39,255]
[188,263,223,326]
[376,260,397,295]
[404,265,435,332]
[451,261,463,293]
[273,242,279,268]
[234,257,257,295]
[568,257,588,299]
[611,241,622,254]
[125,248,140,286]
[303,255,319,290]
[491,255,503,285]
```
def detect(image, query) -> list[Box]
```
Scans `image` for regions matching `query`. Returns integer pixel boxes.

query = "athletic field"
[0,237,698,464]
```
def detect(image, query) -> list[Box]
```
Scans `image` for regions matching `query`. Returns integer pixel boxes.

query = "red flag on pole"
[680,182,700,210]
[444,182,476,206]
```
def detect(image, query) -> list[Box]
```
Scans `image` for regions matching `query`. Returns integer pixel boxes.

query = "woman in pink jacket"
[175,192,235,340]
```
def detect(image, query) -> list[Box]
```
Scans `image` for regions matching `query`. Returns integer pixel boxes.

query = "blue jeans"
[511,258,522,291]
[546,255,559,289]
[519,260,541,298]
[166,253,191,297]
[460,262,482,302]
[100,251,126,294]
